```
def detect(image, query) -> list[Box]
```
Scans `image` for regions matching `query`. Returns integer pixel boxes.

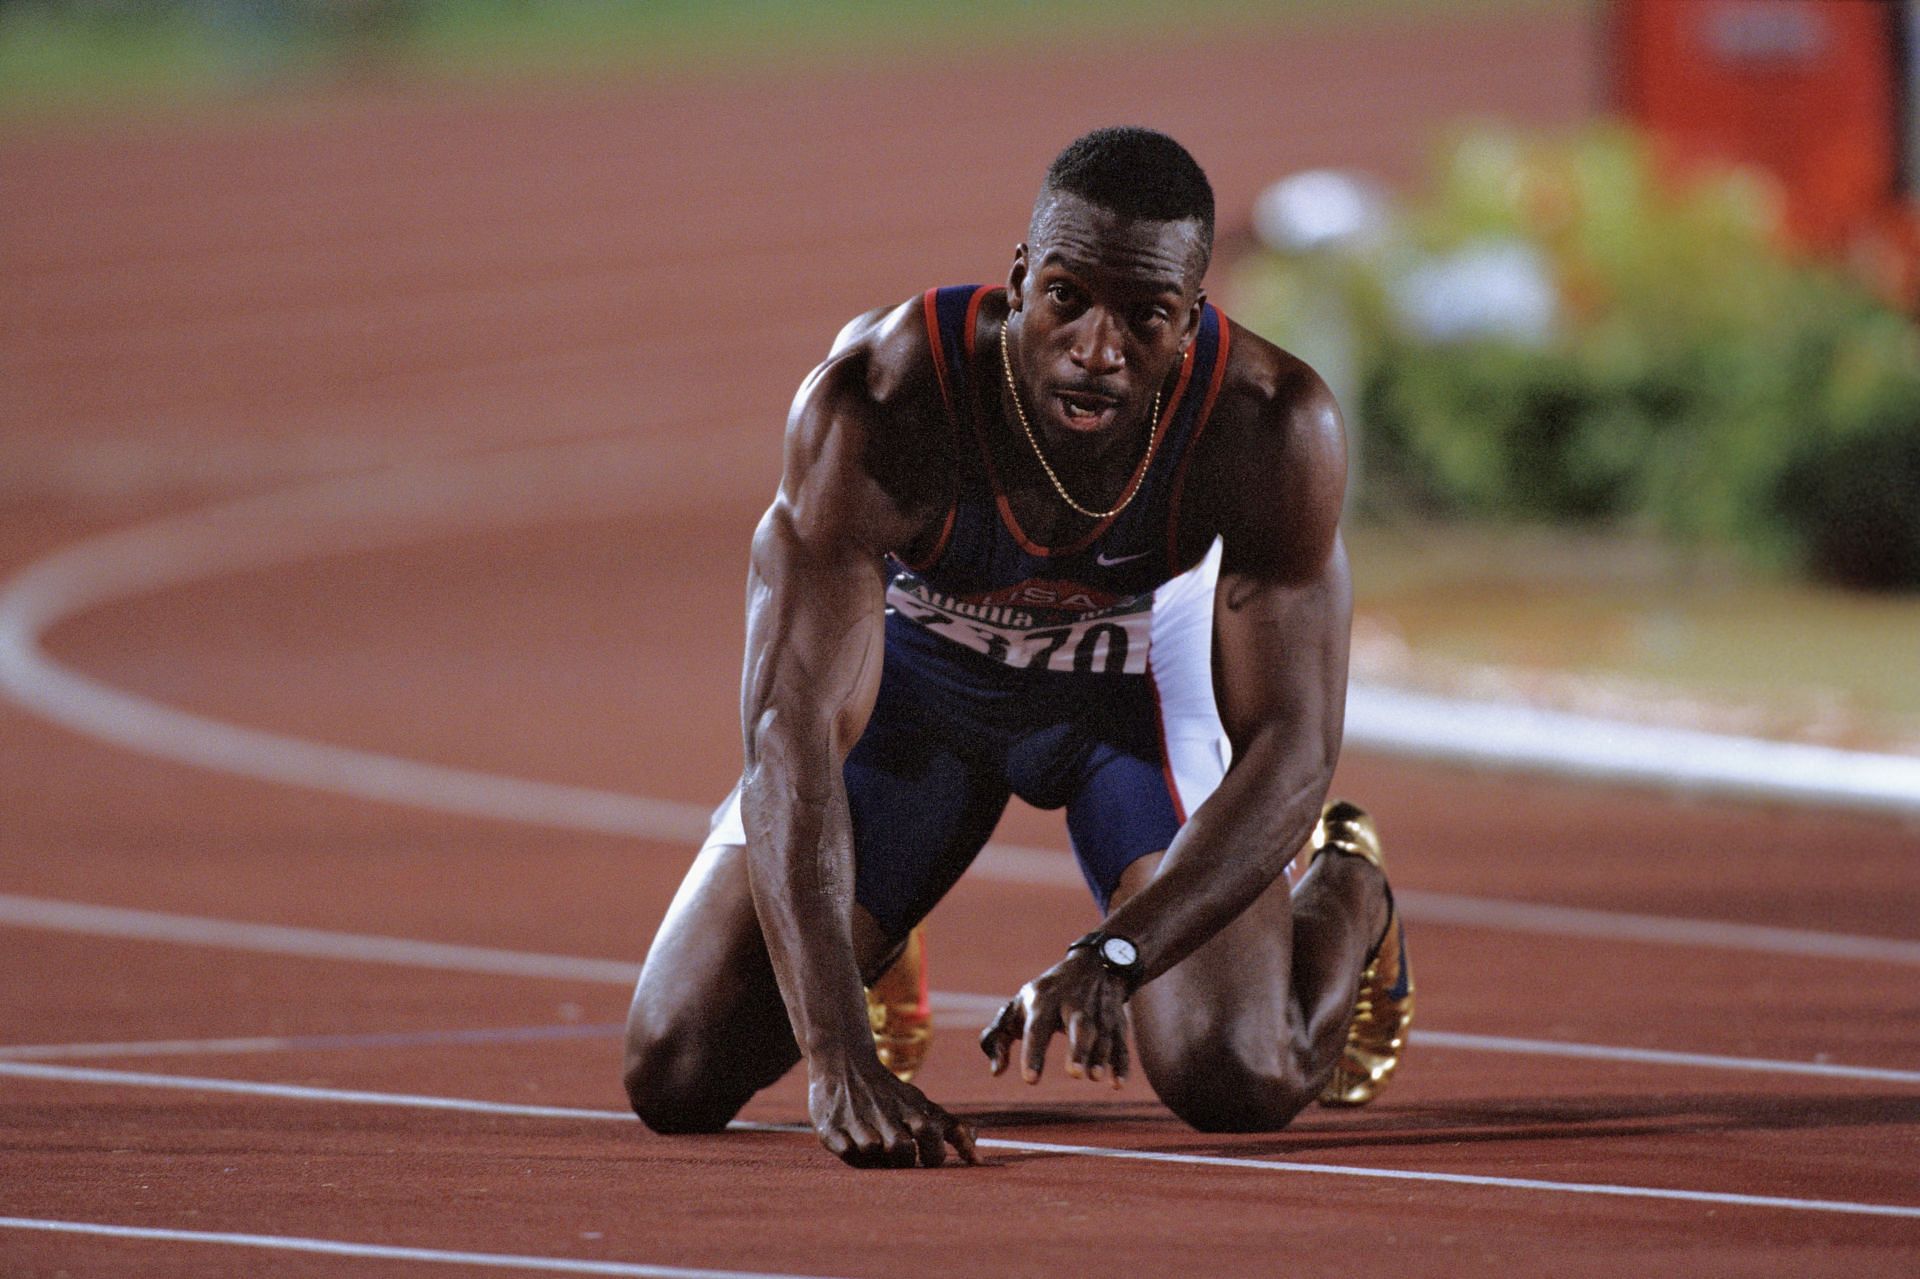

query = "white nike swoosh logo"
[1094,550,1152,567]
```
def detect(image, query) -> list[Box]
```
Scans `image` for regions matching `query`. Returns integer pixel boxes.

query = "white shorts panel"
[1148,538,1231,819]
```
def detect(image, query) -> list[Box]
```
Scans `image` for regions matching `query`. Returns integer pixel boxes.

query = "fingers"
[979,997,1025,1077]
[988,984,1062,1084]
[825,1117,920,1169]
[1064,1006,1094,1078]
[1056,984,1130,1088]
[912,1103,985,1169]
[911,1109,947,1169]
[982,983,1127,1087]
[815,1077,980,1170]
[1108,1010,1131,1088]
[945,1112,981,1166]
[1020,1000,1056,1083]
[822,1116,887,1169]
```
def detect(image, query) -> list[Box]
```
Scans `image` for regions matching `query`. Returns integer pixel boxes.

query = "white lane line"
[1396,890,1920,966]
[0,890,989,1024]
[0,1023,625,1062]
[966,1136,1920,1220]
[956,863,1920,967]
[1347,683,1920,818]
[4,1019,1914,1087]
[0,1035,309,1062]
[1410,1031,1920,1085]
[0,1060,630,1120]
[0,1217,847,1279]
[0,892,643,985]
[11,870,1920,1004]
[4,1063,1916,1221]
[3,893,1914,1084]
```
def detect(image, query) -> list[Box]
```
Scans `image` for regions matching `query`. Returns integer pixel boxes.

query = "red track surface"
[4,12,1918,1277]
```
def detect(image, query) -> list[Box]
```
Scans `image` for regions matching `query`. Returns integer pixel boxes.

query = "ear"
[1006,243,1029,312]
[1179,289,1207,352]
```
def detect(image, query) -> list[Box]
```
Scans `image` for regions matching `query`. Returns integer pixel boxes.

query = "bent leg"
[623,752,995,1133]
[627,614,1017,1131]
[623,827,797,1134]
[1111,544,1392,1130]
[1118,826,1387,1132]
[622,790,899,1134]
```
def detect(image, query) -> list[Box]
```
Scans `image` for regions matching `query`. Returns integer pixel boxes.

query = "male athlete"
[623,127,1411,1168]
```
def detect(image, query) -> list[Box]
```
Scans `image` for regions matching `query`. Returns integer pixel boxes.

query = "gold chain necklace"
[1000,319,1163,521]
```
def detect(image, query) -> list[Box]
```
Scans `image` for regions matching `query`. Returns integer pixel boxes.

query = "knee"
[1144,1032,1318,1134]
[622,1019,740,1135]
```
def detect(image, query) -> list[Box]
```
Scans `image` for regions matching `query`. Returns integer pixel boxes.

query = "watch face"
[1100,936,1139,968]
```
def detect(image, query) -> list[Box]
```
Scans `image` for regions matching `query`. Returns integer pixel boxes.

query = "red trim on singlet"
[894,289,962,573]
[1164,316,1233,576]
[923,288,954,417]
[975,304,1200,560]
[1145,656,1188,825]
[962,285,989,361]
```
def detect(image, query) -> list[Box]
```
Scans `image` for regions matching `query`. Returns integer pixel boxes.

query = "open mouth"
[1054,389,1121,431]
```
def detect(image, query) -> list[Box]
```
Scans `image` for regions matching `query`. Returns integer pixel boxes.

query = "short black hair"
[1037,126,1215,266]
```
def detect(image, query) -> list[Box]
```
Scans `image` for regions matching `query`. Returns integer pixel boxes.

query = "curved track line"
[1,441,1914,969]
[0,440,730,840]
[5,1064,1918,1220]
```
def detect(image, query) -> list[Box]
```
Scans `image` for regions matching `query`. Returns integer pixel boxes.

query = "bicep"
[1208,355,1351,757]
[742,502,887,764]
[1210,534,1351,764]
[741,358,902,765]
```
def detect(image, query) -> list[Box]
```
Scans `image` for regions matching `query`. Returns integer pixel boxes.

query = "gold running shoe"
[1313,800,1415,1107]
[866,926,932,1083]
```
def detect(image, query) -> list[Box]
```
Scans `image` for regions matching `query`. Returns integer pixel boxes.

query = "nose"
[1067,307,1124,375]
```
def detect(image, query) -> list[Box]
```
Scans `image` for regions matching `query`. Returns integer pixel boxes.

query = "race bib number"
[886,578,1151,675]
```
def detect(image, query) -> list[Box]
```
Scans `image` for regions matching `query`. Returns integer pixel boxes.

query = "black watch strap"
[1068,929,1145,994]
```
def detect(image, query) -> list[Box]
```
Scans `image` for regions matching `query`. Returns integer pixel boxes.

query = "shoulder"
[774,295,952,552]
[789,293,953,434]
[1186,316,1346,581]
[815,294,945,410]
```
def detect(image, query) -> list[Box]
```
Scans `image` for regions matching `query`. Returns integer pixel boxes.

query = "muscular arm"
[1100,364,1351,984]
[737,315,976,1167]
[738,395,890,1068]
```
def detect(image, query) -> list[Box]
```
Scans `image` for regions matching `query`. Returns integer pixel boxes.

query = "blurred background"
[6,12,1916,1266]
[3,0,1917,785]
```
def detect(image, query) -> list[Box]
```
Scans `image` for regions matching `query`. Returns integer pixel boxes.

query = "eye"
[1045,281,1080,308]
[1132,305,1171,332]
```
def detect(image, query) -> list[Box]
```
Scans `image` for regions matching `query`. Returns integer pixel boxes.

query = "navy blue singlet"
[805,286,1235,936]
[885,284,1230,674]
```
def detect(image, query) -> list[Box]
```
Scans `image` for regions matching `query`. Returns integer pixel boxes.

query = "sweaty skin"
[713,191,1369,1166]
[974,197,1362,1091]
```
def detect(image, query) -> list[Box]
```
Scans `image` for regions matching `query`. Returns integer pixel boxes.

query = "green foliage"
[1243,125,1920,589]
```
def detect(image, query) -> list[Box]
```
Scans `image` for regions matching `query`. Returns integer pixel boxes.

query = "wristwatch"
[1068,929,1145,993]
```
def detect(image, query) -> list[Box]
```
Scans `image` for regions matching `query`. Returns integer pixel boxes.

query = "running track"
[3,12,1918,1277]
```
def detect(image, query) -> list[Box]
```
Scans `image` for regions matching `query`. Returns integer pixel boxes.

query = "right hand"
[807,1055,979,1169]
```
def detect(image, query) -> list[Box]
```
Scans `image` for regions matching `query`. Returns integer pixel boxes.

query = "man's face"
[1006,192,1207,446]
